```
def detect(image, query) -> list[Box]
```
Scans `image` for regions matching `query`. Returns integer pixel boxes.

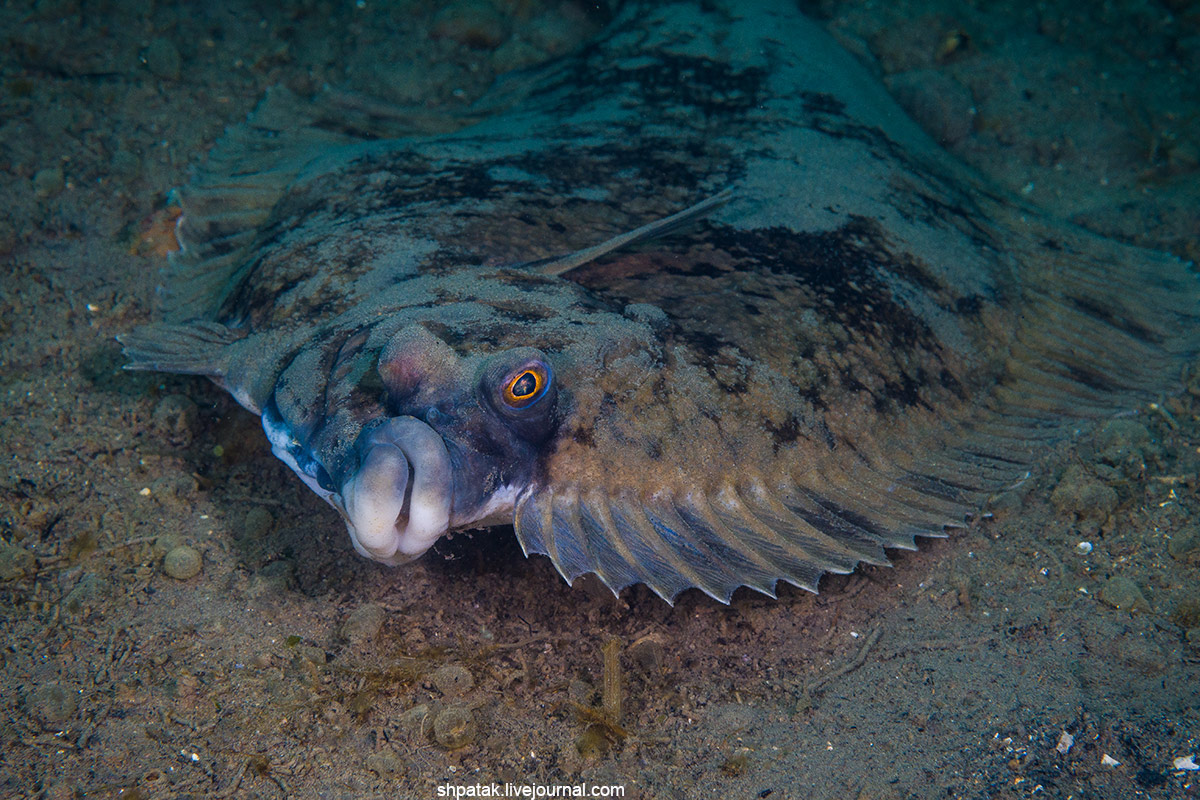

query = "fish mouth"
[339,416,452,565]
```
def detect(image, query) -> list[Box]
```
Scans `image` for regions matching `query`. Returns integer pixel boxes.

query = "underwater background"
[1,0,1198,797]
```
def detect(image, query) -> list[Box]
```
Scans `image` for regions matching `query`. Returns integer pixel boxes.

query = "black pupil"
[511,371,538,398]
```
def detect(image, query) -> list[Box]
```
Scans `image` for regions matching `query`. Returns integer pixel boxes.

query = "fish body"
[122,0,1198,602]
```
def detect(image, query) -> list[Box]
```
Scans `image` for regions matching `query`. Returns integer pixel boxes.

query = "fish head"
[339,321,565,564]
[331,286,657,563]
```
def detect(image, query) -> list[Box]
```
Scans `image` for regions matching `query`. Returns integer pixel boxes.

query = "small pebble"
[340,603,385,645]
[1050,465,1118,521]
[29,682,78,727]
[151,394,199,447]
[365,751,405,775]
[1173,597,1200,629]
[241,507,275,540]
[1167,528,1200,566]
[432,704,477,749]
[150,472,198,501]
[145,37,182,80]
[244,560,294,598]
[0,541,37,581]
[162,545,202,580]
[1096,419,1151,459]
[431,664,474,697]
[32,167,64,199]
[1099,575,1150,613]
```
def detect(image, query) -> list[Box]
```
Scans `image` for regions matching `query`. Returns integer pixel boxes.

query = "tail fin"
[118,321,244,377]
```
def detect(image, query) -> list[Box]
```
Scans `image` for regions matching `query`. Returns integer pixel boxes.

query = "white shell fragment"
[1055,731,1074,755]
[1101,754,1121,767]
[1174,755,1199,771]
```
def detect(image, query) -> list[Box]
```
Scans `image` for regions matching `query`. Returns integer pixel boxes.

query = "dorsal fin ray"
[521,187,734,277]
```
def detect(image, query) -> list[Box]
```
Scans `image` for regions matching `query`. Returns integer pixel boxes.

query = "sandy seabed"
[1,1,1198,798]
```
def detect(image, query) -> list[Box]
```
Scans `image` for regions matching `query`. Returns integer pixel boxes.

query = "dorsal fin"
[162,86,479,324]
[512,204,1200,605]
[523,187,734,277]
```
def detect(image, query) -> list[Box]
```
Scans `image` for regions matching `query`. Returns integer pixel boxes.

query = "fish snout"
[340,416,452,565]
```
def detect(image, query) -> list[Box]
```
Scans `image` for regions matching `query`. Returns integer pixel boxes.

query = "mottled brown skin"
[122,0,1198,601]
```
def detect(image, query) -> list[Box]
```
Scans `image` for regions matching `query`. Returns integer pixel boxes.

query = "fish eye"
[479,349,558,440]
[501,363,551,409]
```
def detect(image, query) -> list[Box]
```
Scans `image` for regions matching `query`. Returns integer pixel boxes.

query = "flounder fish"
[122,0,1198,603]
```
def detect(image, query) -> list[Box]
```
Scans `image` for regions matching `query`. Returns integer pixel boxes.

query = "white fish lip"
[340,416,452,565]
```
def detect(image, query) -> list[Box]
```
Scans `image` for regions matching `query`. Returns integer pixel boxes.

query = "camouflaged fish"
[121,0,1198,603]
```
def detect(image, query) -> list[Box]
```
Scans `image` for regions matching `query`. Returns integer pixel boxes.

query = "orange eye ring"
[502,364,550,409]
